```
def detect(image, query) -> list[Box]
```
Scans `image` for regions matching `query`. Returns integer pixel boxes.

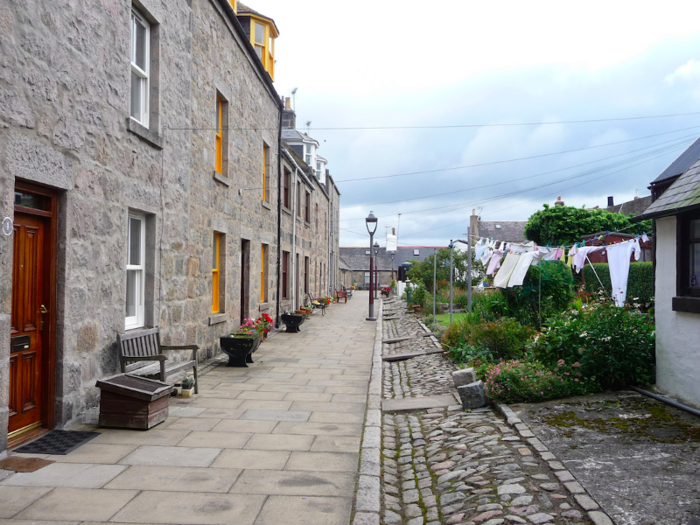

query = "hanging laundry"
[559,247,566,263]
[480,246,494,266]
[572,246,604,273]
[641,233,649,243]
[493,253,521,288]
[606,239,641,307]
[509,241,536,254]
[567,244,578,267]
[474,238,488,260]
[486,249,504,276]
[542,247,558,261]
[507,250,548,287]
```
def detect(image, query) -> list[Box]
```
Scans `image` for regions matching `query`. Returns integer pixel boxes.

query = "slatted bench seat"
[118,327,199,394]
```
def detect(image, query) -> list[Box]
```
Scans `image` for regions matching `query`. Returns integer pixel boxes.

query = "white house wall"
[655,215,700,408]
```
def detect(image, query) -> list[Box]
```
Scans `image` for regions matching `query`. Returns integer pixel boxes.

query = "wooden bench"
[118,328,199,394]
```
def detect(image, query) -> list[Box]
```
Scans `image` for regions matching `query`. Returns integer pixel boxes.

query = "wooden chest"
[96,374,173,430]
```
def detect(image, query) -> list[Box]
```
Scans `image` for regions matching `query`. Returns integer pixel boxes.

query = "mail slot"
[11,335,30,353]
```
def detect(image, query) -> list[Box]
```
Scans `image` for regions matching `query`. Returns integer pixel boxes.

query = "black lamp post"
[374,241,380,299]
[365,211,378,321]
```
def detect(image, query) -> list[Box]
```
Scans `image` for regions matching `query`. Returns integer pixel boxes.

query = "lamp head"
[365,211,378,235]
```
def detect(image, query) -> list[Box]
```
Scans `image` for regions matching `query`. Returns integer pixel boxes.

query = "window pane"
[129,217,142,265]
[134,18,147,70]
[255,23,265,44]
[691,242,700,288]
[126,270,138,316]
[255,45,262,60]
[131,72,142,120]
[212,233,218,270]
[692,219,700,241]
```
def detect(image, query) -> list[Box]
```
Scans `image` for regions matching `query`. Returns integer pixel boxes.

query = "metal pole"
[467,227,472,313]
[449,241,454,324]
[432,248,437,325]
[367,231,375,321]
[374,249,378,299]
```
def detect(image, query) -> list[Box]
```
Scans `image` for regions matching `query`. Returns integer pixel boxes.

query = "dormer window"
[230,0,237,13]
[251,19,276,79]
[305,144,313,165]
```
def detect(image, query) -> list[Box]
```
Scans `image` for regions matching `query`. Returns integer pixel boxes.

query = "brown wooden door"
[9,213,46,434]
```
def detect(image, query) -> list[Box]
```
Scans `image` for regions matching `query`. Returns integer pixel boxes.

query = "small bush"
[499,261,574,329]
[529,300,655,388]
[482,359,600,403]
[581,262,653,310]
[469,318,535,361]
[408,282,429,310]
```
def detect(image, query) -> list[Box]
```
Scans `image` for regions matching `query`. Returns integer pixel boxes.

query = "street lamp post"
[365,211,378,321]
[374,241,380,299]
[449,241,454,324]
[432,248,437,326]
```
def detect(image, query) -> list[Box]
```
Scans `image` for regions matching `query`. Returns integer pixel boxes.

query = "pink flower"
[557,359,565,366]
[572,362,581,368]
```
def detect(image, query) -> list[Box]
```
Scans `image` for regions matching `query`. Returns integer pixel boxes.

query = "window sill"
[262,201,272,210]
[126,118,163,149]
[209,312,229,325]
[282,207,292,216]
[672,296,700,314]
[259,302,270,311]
[213,171,230,187]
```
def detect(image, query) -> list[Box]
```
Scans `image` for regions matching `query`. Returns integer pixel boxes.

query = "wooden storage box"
[96,374,174,430]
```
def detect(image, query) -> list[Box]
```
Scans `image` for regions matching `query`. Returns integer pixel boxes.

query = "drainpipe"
[630,386,700,418]
[291,164,297,311]
[327,192,332,295]
[274,101,283,329]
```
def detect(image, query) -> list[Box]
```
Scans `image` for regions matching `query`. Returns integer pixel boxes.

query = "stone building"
[0,0,339,456]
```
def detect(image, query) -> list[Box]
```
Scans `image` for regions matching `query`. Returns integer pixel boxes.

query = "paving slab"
[176,431,252,449]
[15,487,138,522]
[119,445,221,467]
[239,410,311,422]
[47,443,137,464]
[243,433,314,451]
[105,465,241,493]
[381,394,459,412]
[272,421,362,436]
[90,429,190,446]
[210,449,290,470]
[285,451,359,472]
[230,469,356,496]
[211,419,278,434]
[1,462,126,488]
[111,490,265,525]
[254,495,353,525]
[310,435,362,453]
[0,486,53,518]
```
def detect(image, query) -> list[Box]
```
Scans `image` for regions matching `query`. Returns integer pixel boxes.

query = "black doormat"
[14,430,100,455]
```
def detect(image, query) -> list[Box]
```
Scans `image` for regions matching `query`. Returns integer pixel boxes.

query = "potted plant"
[256,312,273,341]
[181,376,195,397]
[220,318,262,367]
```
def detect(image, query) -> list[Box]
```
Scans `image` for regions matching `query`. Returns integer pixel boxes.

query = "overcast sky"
[252,0,700,247]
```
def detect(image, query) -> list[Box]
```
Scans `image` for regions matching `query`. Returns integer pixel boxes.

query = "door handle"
[40,304,48,330]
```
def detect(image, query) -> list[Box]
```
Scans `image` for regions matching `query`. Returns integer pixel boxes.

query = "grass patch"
[434,312,469,325]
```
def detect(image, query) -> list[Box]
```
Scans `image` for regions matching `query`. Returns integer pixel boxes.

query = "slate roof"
[339,246,447,271]
[282,129,304,142]
[237,2,279,33]
[638,158,700,219]
[476,221,527,243]
[605,195,652,217]
[338,256,351,271]
[653,136,700,184]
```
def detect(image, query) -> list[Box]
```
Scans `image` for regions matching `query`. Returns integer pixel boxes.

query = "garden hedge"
[581,262,653,307]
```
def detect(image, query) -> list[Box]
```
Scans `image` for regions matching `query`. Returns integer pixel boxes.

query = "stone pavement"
[0,292,375,525]
[377,298,606,525]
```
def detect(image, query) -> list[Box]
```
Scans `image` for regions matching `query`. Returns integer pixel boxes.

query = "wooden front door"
[10,213,46,433]
[240,239,250,324]
[9,183,57,438]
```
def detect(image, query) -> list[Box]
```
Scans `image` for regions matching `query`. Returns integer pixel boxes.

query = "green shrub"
[499,261,574,329]
[530,300,655,388]
[408,282,429,310]
[469,318,535,361]
[482,359,599,403]
[581,262,653,310]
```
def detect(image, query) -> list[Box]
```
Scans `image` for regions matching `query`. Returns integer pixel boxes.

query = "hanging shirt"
[559,247,567,263]
[567,244,578,267]
[474,239,488,260]
[509,241,536,254]
[480,246,494,266]
[486,249,504,276]
[542,248,558,261]
[572,246,604,273]
[507,250,548,287]
[606,239,641,306]
[493,253,521,288]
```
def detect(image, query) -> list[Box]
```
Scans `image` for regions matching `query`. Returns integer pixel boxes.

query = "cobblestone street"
[378,298,607,525]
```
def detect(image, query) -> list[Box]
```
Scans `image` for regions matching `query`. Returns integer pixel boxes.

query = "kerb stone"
[452,368,476,387]
[457,381,487,409]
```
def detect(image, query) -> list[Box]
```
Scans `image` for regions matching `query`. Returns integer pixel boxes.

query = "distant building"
[339,246,447,289]
[469,209,527,244]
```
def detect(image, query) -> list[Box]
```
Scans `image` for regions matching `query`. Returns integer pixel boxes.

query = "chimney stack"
[607,196,614,207]
[392,227,395,235]
[282,98,296,130]
[554,196,565,206]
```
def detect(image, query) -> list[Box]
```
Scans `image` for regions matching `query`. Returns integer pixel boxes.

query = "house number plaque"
[2,217,12,236]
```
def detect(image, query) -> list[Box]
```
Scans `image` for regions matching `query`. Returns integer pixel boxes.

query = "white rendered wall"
[655,216,700,408]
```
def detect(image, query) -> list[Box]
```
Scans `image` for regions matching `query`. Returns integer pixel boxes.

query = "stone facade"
[0,0,339,455]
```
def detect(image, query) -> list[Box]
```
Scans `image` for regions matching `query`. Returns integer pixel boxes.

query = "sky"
[251,0,700,247]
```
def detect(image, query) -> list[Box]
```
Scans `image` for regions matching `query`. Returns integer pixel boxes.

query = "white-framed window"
[364,272,370,285]
[305,144,312,166]
[130,9,150,126]
[126,212,146,329]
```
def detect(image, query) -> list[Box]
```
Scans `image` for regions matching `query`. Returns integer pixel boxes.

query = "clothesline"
[472,236,643,307]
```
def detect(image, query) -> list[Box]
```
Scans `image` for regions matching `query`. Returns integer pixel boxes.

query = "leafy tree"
[524,204,652,246]
[407,248,485,292]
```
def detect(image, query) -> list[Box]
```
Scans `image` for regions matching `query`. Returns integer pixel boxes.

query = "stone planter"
[281,313,306,333]
[220,334,262,367]
[181,387,194,397]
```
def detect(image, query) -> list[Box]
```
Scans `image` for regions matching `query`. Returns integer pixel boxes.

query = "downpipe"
[630,386,700,418]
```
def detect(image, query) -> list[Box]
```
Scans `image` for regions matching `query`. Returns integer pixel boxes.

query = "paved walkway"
[0,293,376,525]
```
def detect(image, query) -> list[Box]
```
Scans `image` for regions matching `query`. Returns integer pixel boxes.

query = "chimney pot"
[285,97,291,110]
[472,209,476,215]
[554,196,565,206]
[607,196,614,207]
